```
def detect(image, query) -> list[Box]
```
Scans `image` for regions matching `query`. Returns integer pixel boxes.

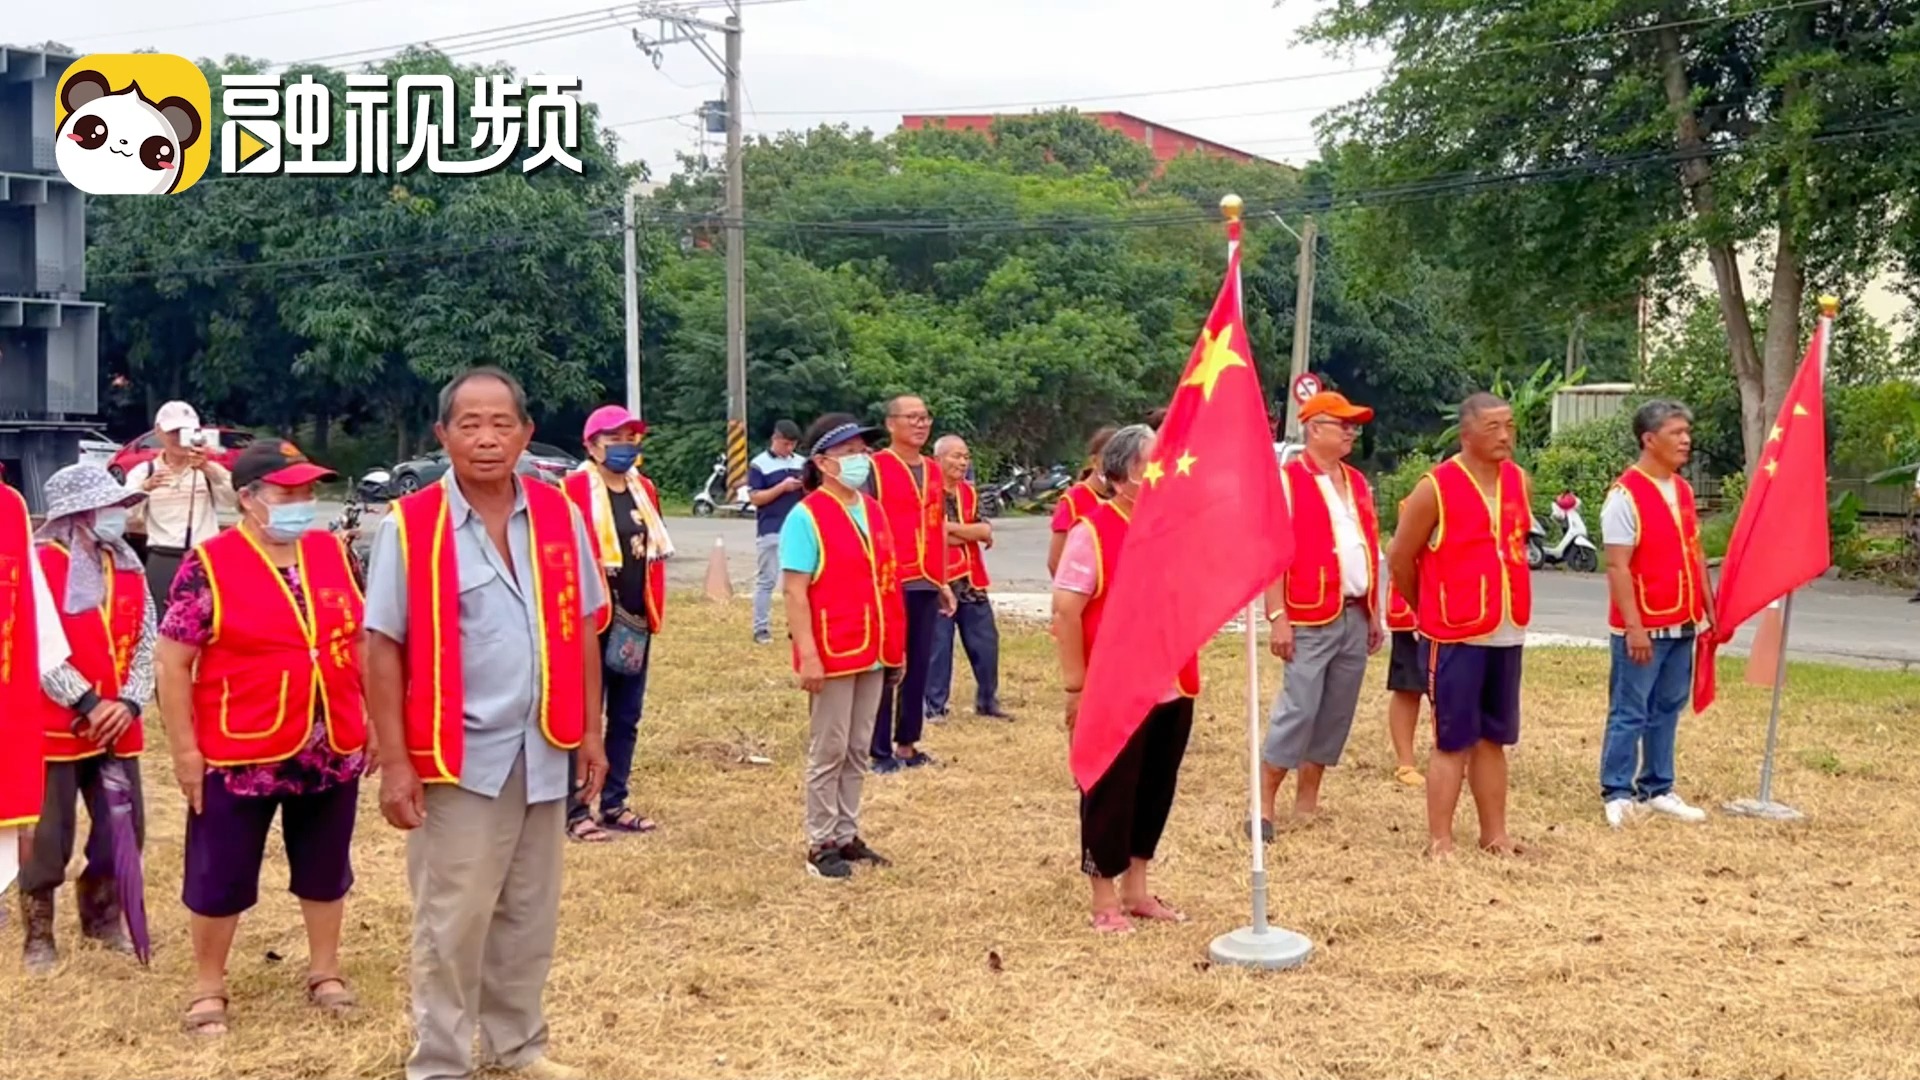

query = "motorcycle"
[354,467,395,504]
[691,454,753,517]
[978,465,1031,519]
[1529,491,1599,573]
[329,482,379,580]
[1014,463,1075,514]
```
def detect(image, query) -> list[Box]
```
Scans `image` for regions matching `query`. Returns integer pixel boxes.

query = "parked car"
[105,426,256,482]
[389,442,577,493]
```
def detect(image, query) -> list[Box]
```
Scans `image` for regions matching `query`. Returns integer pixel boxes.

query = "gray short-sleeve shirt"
[363,476,605,804]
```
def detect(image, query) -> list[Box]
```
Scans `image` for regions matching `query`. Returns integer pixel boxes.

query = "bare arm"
[947,519,992,543]
[1387,477,1437,610]
[1604,545,1641,630]
[155,636,206,813]
[1047,531,1068,577]
[1052,588,1090,690]
[582,612,603,741]
[365,631,406,767]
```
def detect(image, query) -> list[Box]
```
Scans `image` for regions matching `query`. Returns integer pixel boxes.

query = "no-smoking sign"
[1291,373,1322,404]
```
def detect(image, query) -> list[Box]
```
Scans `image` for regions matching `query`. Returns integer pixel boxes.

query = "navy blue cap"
[808,422,882,456]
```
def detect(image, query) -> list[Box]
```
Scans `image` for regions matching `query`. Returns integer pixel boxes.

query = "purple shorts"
[182,776,359,918]
[1426,641,1523,753]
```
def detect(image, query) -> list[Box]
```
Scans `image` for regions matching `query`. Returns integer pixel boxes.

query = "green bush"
[1373,451,1436,535]
[1699,511,1736,560]
[1530,411,1635,518]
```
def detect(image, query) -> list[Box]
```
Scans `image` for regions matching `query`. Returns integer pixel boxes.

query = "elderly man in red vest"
[924,435,1009,723]
[1254,393,1385,841]
[864,395,954,773]
[1598,399,1712,828]
[365,368,607,1080]
[1388,392,1533,858]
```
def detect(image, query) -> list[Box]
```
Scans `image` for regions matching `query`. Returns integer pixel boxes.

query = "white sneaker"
[1648,793,1708,822]
[1604,798,1640,829]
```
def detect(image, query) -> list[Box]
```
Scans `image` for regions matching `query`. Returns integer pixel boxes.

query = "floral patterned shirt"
[159,550,365,797]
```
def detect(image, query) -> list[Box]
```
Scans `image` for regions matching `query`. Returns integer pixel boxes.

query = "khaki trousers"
[805,669,885,849]
[406,753,564,1080]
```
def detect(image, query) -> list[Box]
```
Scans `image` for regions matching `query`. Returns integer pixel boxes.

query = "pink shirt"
[1053,522,1180,704]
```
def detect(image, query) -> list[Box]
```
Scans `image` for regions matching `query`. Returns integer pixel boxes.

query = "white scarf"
[585,466,674,569]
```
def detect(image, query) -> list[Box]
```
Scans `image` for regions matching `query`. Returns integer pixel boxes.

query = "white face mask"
[91,507,129,541]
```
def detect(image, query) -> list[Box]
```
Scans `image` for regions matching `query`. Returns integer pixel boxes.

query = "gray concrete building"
[0,43,105,513]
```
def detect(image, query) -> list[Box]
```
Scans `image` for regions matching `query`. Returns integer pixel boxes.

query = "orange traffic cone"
[705,536,732,604]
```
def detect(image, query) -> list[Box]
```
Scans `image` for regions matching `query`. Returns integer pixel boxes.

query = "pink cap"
[582,404,648,442]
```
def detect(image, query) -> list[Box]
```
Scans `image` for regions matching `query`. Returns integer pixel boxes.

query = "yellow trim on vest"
[395,487,457,785]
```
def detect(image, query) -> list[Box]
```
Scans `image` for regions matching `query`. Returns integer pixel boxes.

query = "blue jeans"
[924,597,1001,717]
[1599,632,1692,802]
[568,642,651,823]
[753,533,781,636]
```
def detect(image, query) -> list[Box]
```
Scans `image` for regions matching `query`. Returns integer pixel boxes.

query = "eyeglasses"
[892,412,933,424]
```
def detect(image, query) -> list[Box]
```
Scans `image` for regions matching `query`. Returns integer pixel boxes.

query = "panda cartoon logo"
[55,71,203,196]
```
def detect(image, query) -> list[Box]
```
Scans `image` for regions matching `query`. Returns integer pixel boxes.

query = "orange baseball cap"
[1299,391,1374,425]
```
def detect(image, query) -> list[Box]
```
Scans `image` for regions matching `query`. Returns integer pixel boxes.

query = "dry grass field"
[5,592,1920,1080]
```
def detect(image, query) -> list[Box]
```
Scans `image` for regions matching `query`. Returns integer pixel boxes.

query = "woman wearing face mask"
[18,464,155,972]
[153,439,368,1037]
[561,405,675,842]
[780,414,907,880]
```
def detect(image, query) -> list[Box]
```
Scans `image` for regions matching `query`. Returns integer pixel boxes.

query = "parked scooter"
[978,465,1032,519]
[354,467,394,504]
[691,454,753,517]
[1528,491,1599,572]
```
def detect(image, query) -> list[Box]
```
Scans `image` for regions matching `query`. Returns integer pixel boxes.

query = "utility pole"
[623,187,642,417]
[1284,214,1318,442]
[633,0,747,491]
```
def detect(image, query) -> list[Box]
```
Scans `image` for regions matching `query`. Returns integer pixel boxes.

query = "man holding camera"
[121,401,236,604]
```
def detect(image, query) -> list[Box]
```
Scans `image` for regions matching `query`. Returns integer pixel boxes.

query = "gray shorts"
[1262,604,1370,770]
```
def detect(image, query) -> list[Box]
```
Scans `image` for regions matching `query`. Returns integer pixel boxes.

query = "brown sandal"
[307,975,357,1015]
[182,993,229,1037]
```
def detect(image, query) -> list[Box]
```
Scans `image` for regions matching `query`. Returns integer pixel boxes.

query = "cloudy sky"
[17,0,1388,180]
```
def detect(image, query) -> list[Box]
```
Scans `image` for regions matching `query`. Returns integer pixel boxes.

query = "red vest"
[35,543,145,760]
[791,489,907,678]
[1608,467,1709,631]
[1080,502,1200,697]
[0,483,44,826]
[942,480,992,588]
[1052,481,1104,532]
[873,448,944,584]
[1385,583,1417,632]
[192,527,367,767]
[392,478,591,785]
[1415,457,1534,643]
[562,470,667,635]
[1279,457,1380,626]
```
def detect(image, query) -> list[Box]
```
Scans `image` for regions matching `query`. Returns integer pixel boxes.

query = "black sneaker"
[840,837,892,868]
[871,755,906,775]
[902,750,938,769]
[807,846,853,880]
[754,630,774,645]
[976,707,1015,721]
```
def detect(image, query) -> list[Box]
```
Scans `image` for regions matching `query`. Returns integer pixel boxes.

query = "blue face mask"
[91,507,128,541]
[601,444,641,473]
[263,500,317,542]
[833,452,872,490]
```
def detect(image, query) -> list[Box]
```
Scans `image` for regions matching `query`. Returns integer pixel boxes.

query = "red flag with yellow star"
[1069,232,1292,792]
[1692,311,1832,712]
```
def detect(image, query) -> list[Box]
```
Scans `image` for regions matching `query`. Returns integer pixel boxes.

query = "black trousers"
[1079,698,1194,879]
[872,588,942,759]
[144,547,186,608]
[20,757,146,894]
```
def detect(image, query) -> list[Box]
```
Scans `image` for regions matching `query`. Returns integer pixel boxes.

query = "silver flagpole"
[1724,591,1804,820]
[1209,193,1311,971]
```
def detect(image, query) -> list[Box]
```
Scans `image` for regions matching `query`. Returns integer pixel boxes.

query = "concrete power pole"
[632,1,747,490]
[623,187,641,417]
[1284,214,1318,442]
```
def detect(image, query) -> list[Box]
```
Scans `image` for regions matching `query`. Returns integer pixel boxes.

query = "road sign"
[1291,372,1322,403]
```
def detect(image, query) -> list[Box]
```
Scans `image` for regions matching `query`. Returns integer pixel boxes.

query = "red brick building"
[900,110,1272,168]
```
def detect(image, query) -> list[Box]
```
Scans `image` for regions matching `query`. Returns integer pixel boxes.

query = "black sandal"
[601,806,658,834]
[566,816,611,844]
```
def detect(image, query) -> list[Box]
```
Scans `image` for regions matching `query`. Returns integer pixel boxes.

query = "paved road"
[323,505,1920,671]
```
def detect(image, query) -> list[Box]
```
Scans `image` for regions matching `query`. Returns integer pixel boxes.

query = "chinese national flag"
[1069,235,1293,792]
[1691,313,1833,712]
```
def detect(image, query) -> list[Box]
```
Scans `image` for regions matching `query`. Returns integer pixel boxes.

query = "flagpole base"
[1722,798,1805,822]
[1208,925,1313,971]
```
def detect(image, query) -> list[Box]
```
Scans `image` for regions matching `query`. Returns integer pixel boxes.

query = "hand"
[1625,628,1653,665]
[380,760,426,830]
[781,476,804,494]
[187,448,210,470]
[142,467,169,492]
[85,700,135,746]
[1367,622,1386,656]
[1269,620,1296,662]
[575,731,609,810]
[362,737,382,779]
[172,749,207,815]
[798,652,827,694]
[938,585,957,617]
[1063,690,1082,736]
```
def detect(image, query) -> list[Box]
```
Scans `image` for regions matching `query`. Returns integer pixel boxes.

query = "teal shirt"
[778,498,880,674]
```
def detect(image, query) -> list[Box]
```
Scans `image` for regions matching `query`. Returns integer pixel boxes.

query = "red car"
[105,427,256,482]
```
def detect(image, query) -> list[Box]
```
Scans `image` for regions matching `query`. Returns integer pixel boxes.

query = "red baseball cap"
[231,438,337,488]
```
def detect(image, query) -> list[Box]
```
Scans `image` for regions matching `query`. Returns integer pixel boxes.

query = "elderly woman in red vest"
[781,413,907,880]
[560,404,674,842]
[155,440,366,1037]
[18,465,155,972]
[1052,424,1199,933]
